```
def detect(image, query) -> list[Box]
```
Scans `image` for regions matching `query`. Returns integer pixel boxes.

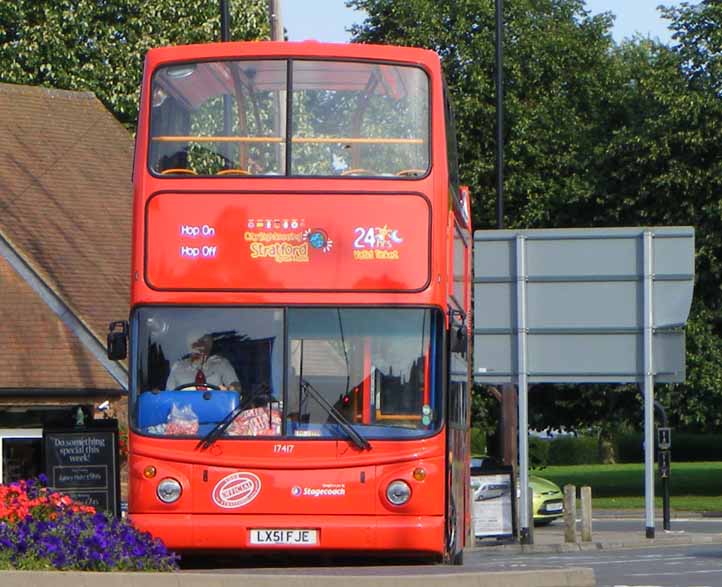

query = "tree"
[0,0,269,127]
[349,0,722,437]
[349,0,617,230]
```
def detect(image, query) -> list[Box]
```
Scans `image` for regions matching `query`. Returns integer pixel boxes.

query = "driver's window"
[132,307,284,438]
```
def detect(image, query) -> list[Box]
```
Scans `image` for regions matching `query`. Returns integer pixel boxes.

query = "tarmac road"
[5,511,722,587]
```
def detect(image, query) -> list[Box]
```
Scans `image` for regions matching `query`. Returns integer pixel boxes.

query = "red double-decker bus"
[109,40,472,563]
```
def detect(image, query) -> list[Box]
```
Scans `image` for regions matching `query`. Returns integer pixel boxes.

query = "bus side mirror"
[107,320,129,360]
[451,326,467,353]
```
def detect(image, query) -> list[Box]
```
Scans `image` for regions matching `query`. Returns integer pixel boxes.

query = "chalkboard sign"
[43,420,120,517]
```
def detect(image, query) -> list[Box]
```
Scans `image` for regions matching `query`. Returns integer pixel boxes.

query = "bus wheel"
[444,500,463,565]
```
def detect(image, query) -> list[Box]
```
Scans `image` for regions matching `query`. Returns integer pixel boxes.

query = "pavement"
[4,511,720,587]
[469,509,722,555]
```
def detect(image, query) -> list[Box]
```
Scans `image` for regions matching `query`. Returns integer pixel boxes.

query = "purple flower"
[1,477,178,571]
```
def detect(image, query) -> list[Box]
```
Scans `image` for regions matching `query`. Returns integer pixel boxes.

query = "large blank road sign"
[473,227,694,384]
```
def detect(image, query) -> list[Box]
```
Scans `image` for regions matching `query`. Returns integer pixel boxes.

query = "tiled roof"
[0,260,118,389]
[0,83,133,390]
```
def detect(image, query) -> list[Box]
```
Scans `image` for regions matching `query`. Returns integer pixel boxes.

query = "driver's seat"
[137,390,240,432]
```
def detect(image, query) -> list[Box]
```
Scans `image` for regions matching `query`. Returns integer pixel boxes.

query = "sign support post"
[515,235,531,544]
[643,231,655,538]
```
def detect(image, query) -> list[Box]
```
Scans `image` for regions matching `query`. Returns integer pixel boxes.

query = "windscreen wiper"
[196,394,256,450]
[300,378,371,450]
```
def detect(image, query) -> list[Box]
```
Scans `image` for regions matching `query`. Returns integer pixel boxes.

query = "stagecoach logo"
[290,483,346,497]
[212,472,261,509]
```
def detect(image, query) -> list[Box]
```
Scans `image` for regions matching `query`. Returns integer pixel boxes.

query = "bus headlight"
[386,480,411,506]
[156,478,182,503]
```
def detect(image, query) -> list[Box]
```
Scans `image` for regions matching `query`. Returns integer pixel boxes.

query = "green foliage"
[528,436,550,468]
[351,0,722,434]
[541,461,722,498]
[594,495,722,511]
[470,427,487,455]
[0,0,269,127]
[616,432,722,463]
[546,436,600,466]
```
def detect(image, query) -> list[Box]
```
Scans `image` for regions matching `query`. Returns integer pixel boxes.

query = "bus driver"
[166,332,240,391]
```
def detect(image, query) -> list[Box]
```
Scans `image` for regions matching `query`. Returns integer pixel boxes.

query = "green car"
[470,456,564,525]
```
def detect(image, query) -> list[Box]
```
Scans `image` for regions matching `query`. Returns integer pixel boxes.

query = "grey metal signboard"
[473,227,694,384]
[472,226,694,542]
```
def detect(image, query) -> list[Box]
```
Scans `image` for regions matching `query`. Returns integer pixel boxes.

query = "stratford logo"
[212,472,261,509]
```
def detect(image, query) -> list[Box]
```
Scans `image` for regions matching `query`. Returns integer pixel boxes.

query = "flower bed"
[0,475,178,571]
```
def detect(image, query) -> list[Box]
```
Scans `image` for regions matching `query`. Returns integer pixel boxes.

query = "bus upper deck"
[131,41,468,306]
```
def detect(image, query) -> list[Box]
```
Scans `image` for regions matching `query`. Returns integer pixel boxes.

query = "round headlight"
[386,480,411,506]
[156,478,182,503]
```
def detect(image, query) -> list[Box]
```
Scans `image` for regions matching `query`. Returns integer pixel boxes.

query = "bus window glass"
[149,60,287,176]
[132,307,284,438]
[132,307,441,440]
[291,61,429,176]
[287,308,441,438]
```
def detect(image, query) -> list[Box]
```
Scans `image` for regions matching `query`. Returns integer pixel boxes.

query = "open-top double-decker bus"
[108,40,472,563]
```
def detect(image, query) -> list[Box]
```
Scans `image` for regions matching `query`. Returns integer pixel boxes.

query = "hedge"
[616,432,722,463]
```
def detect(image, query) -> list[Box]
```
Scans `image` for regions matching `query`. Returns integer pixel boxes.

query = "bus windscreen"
[132,307,442,441]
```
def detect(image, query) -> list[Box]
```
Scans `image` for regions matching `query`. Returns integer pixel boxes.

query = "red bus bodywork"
[126,41,472,562]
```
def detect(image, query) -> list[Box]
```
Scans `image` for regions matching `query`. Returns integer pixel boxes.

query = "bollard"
[527,485,535,544]
[563,484,577,543]
[580,485,593,542]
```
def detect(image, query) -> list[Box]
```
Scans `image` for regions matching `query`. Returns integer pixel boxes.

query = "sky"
[283,0,694,45]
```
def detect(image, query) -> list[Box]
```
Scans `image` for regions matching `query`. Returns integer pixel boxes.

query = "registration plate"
[544,502,563,513]
[249,529,318,546]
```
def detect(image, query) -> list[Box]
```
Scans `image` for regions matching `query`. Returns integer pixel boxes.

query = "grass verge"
[534,462,722,512]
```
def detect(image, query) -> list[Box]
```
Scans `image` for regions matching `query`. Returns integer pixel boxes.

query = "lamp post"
[495,0,504,229]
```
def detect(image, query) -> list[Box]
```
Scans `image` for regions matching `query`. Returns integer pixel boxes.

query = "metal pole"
[495,0,504,229]
[654,400,672,531]
[219,1,232,166]
[655,400,671,531]
[268,0,283,41]
[220,0,231,42]
[663,473,670,530]
[268,0,284,169]
[515,235,530,544]
[495,0,517,498]
[643,230,655,539]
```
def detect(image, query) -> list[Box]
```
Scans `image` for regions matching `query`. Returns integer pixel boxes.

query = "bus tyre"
[451,549,464,566]
[444,500,463,565]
